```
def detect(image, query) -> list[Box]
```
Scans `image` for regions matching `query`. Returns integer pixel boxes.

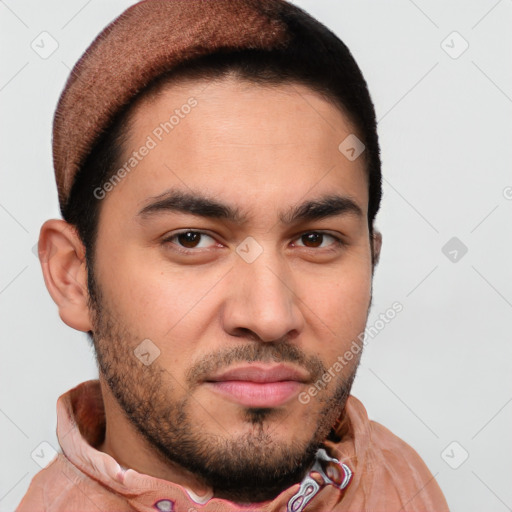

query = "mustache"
[185,341,326,388]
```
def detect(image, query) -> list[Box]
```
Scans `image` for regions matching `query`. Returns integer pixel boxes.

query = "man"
[17,0,449,510]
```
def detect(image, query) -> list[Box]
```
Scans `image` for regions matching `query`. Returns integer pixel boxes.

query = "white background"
[1,1,511,510]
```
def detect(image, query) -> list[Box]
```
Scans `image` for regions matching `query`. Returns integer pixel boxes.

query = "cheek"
[297,261,372,356]
[305,257,371,312]
[329,271,371,326]
[94,243,218,342]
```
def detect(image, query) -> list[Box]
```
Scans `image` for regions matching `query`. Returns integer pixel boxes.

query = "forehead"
[131,75,360,147]
[104,76,369,221]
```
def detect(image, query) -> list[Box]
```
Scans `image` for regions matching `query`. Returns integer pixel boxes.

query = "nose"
[221,252,305,342]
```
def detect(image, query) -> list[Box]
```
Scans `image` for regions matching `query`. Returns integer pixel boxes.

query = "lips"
[206,364,310,383]
[204,364,310,407]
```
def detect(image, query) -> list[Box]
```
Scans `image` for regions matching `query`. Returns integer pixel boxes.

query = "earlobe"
[38,219,93,332]
[371,229,382,267]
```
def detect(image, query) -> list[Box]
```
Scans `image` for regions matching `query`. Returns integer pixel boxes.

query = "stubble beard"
[87,268,360,503]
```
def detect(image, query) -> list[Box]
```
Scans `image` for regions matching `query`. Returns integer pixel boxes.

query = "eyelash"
[161,230,346,254]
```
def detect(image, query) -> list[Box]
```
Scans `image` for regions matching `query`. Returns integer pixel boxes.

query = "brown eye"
[301,232,323,247]
[296,232,341,249]
[177,231,202,248]
[163,230,217,251]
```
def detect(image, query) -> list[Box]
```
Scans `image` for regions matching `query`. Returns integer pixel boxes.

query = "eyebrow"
[137,189,363,225]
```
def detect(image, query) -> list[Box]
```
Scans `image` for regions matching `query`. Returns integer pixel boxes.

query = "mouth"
[203,364,310,408]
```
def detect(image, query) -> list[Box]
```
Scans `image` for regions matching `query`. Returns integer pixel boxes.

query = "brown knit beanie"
[53,0,297,210]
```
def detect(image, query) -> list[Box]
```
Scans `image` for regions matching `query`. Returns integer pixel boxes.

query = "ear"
[38,219,93,332]
[371,229,382,268]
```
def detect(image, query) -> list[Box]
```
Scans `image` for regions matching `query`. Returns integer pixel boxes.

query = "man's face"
[89,77,375,502]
